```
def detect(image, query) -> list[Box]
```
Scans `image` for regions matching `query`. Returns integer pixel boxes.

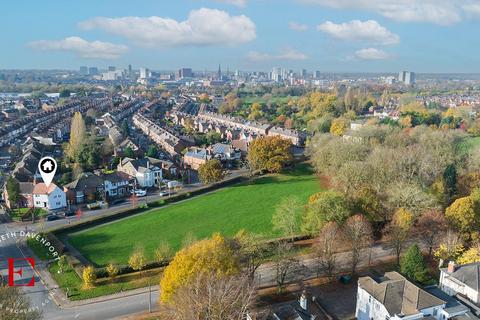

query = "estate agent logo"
[7,257,36,287]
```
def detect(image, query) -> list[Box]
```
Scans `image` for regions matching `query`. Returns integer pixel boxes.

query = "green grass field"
[459,136,480,154]
[67,164,322,266]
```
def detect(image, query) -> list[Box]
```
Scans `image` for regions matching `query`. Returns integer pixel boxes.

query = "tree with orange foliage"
[247,136,292,173]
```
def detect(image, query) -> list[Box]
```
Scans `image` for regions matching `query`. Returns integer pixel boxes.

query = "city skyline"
[1,0,480,72]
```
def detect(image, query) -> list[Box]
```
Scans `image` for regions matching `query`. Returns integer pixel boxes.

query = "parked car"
[46,214,61,221]
[131,189,147,197]
[62,210,76,217]
[87,201,107,210]
[159,191,169,196]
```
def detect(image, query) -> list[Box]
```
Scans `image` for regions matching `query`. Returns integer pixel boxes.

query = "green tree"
[302,191,351,236]
[247,136,292,173]
[146,145,158,158]
[443,164,457,201]
[59,88,71,98]
[6,176,20,210]
[400,244,429,283]
[198,159,224,184]
[272,196,301,241]
[124,146,135,159]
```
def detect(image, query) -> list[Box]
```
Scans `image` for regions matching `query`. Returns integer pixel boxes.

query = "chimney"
[448,261,456,273]
[299,291,308,311]
[147,160,150,169]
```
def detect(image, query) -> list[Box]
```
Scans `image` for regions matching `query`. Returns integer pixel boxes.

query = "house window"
[385,316,390,320]
[369,296,372,303]
[433,309,437,316]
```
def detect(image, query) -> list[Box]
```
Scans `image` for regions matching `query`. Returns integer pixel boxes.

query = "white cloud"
[28,36,128,59]
[301,0,467,25]
[463,3,480,17]
[317,20,399,45]
[354,48,391,60]
[79,8,256,47]
[247,48,308,62]
[214,0,247,7]
[289,22,309,31]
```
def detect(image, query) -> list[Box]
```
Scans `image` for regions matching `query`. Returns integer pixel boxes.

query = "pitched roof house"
[32,182,67,210]
[356,272,446,320]
[117,157,162,188]
[440,261,480,305]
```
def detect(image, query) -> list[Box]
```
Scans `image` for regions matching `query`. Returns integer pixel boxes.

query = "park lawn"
[48,263,161,301]
[243,96,295,105]
[67,164,323,266]
[458,136,480,155]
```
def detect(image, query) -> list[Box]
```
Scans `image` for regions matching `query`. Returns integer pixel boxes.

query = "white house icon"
[42,160,53,172]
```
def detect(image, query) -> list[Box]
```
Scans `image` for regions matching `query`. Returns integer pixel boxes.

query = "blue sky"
[1,0,480,72]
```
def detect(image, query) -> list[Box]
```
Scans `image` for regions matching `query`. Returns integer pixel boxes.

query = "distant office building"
[102,70,124,81]
[79,66,88,75]
[405,72,415,85]
[398,71,415,85]
[271,67,283,82]
[108,66,116,71]
[301,69,307,79]
[139,67,151,79]
[88,67,98,75]
[315,70,321,79]
[128,64,132,77]
[177,68,193,79]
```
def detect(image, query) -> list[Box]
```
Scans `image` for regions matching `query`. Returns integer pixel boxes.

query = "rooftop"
[358,272,445,317]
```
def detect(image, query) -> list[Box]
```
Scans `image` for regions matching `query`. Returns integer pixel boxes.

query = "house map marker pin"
[38,156,57,187]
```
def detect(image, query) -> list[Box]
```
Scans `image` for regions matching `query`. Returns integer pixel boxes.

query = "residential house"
[32,183,67,210]
[267,127,305,147]
[117,157,162,188]
[3,181,34,209]
[356,272,446,320]
[145,157,178,179]
[210,143,241,162]
[249,292,325,320]
[440,262,480,305]
[63,173,104,204]
[183,148,211,170]
[102,172,132,199]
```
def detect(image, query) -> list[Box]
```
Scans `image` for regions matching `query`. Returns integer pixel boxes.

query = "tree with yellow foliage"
[385,208,414,265]
[445,196,479,239]
[434,229,464,266]
[160,233,239,303]
[457,246,480,265]
[129,246,147,273]
[248,102,262,120]
[82,265,97,289]
[330,117,350,136]
[247,136,292,173]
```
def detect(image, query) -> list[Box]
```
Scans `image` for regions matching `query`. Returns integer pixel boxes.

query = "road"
[0,222,160,320]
